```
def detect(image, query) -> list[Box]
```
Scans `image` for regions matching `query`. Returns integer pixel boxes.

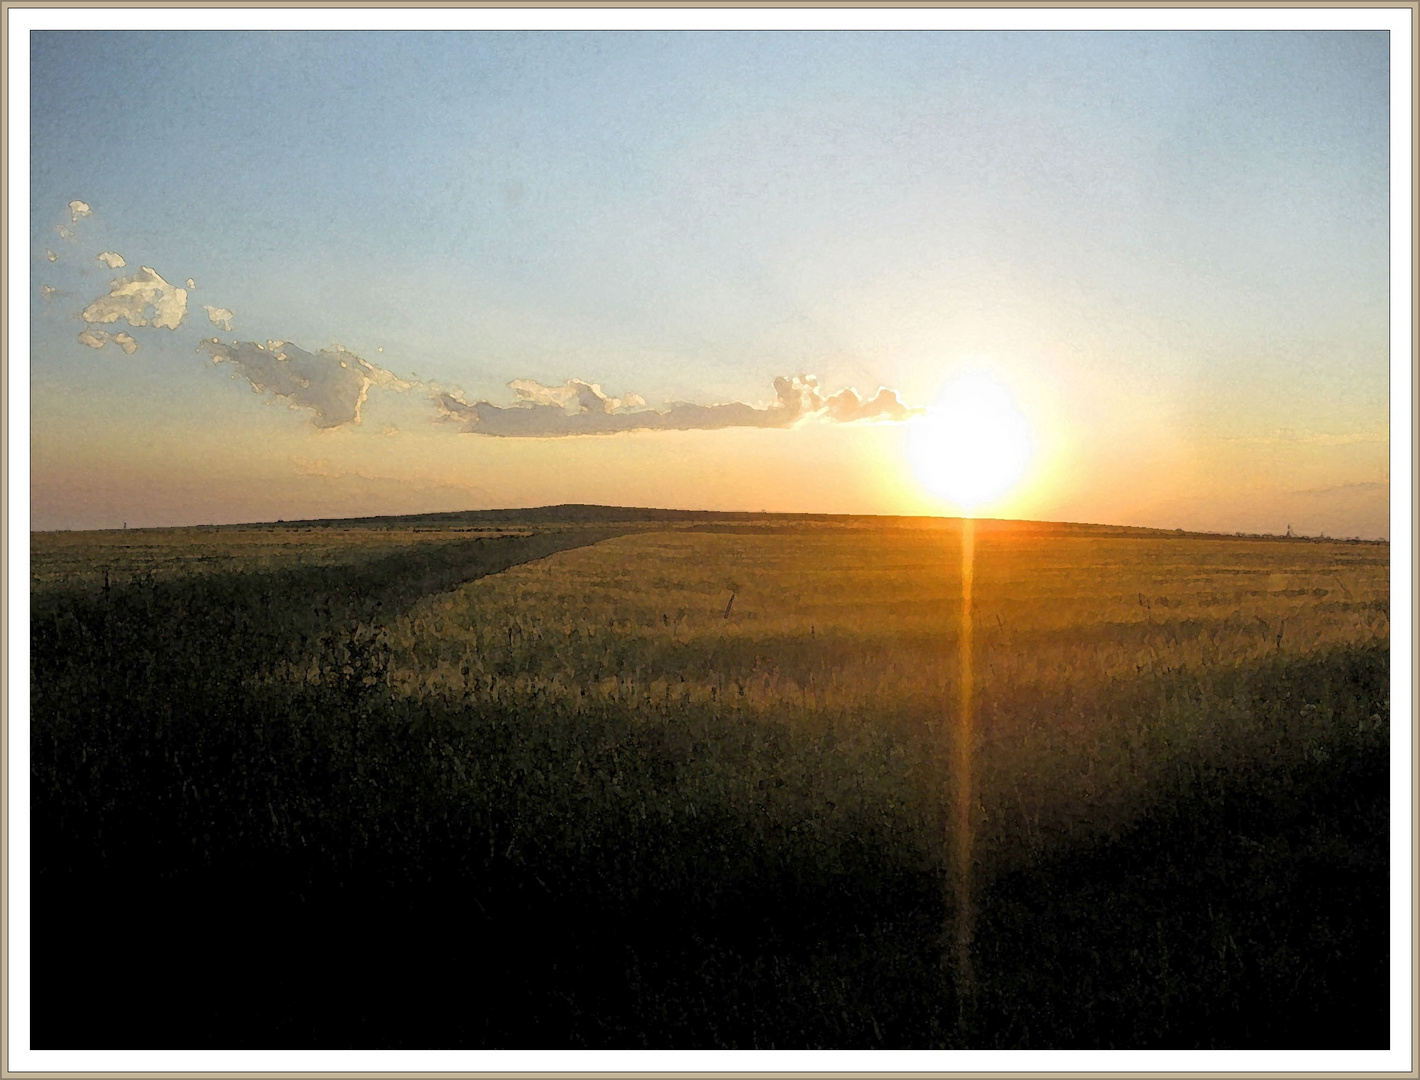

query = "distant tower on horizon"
[1286,523,1293,537]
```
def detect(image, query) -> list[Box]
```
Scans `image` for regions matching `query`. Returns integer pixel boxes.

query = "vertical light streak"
[953,515,976,1019]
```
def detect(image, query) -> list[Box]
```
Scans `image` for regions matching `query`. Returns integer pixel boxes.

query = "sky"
[26,27,1395,535]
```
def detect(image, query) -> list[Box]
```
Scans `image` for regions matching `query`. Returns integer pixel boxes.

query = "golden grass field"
[29,511,1391,1048]
[28,523,534,586]
[378,521,1388,873]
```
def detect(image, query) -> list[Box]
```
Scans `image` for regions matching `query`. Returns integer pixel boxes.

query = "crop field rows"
[29,514,1389,1048]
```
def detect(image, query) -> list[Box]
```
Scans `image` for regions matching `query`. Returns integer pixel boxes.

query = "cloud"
[204,305,235,332]
[199,339,411,428]
[52,200,91,241]
[96,251,126,269]
[508,377,646,413]
[819,384,918,423]
[77,329,139,354]
[362,362,414,392]
[45,249,57,262]
[81,265,188,330]
[434,374,923,438]
[40,285,55,298]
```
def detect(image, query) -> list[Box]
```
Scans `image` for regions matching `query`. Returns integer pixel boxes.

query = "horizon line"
[29,503,1391,544]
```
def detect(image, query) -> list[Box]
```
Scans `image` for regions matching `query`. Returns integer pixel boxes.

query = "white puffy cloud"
[45,249,58,262]
[51,200,91,242]
[204,305,235,332]
[81,265,188,330]
[77,329,139,354]
[199,339,411,428]
[434,374,922,437]
[508,377,646,414]
[819,384,919,423]
[96,251,126,269]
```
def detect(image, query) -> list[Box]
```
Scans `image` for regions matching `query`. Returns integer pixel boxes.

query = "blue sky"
[27,29,1393,533]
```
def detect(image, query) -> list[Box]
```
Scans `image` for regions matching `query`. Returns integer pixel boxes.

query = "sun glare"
[909,371,1032,511]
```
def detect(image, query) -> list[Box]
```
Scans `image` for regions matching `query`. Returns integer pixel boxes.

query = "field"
[29,507,1390,1048]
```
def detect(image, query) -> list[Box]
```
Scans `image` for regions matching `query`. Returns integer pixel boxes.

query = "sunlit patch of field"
[382,523,1388,872]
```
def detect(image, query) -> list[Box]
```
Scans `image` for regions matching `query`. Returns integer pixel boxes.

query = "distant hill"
[37,503,1385,543]
[224,503,1380,543]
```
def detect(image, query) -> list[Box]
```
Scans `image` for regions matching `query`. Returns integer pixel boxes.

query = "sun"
[909,371,1033,511]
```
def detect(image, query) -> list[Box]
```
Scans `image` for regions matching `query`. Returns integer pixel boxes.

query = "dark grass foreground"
[970,720,1389,1049]
[30,541,1388,1049]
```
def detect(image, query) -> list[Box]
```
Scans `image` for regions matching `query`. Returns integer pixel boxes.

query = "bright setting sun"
[909,371,1033,511]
